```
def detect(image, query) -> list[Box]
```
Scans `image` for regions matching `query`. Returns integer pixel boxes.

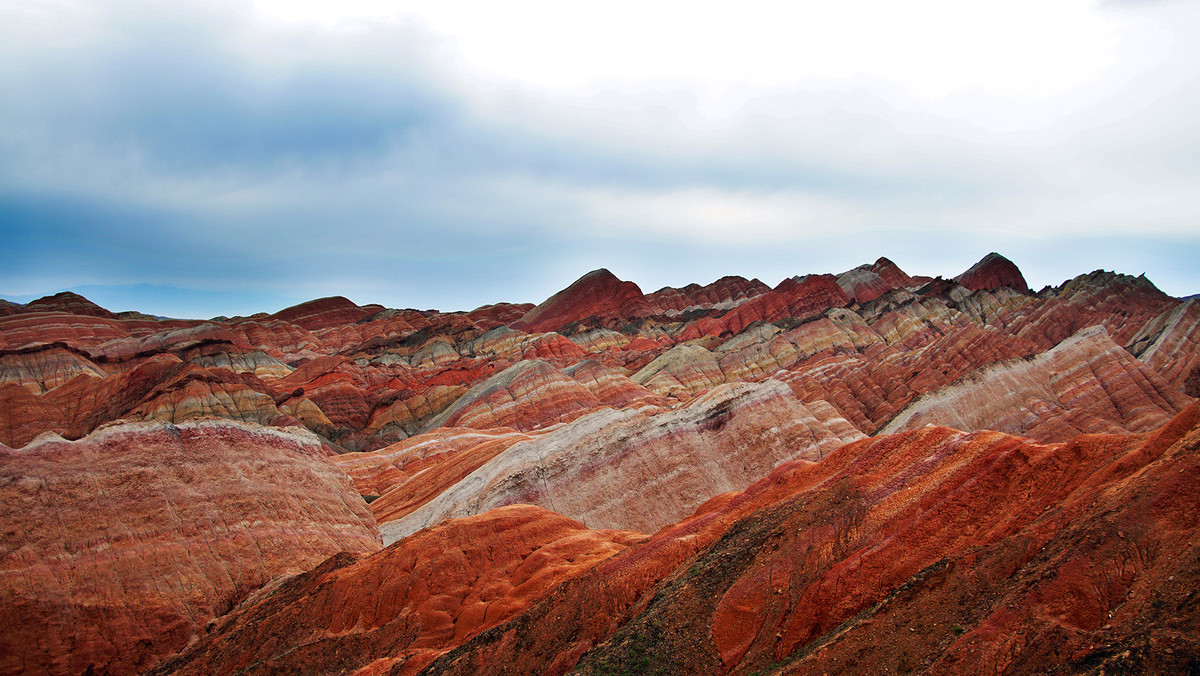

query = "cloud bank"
[2,0,1198,316]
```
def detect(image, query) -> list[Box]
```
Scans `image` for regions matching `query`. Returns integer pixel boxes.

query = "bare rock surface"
[384,380,863,542]
[881,325,1194,440]
[0,420,380,675]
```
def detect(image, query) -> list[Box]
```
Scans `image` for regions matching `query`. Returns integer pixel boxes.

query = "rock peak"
[580,267,618,281]
[24,291,116,318]
[954,252,1030,294]
[510,269,648,333]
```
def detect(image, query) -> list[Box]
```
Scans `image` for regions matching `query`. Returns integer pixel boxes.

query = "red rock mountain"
[954,251,1031,293]
[0,420,379,675]
[510,268,652,333]
[1,251,1198,674]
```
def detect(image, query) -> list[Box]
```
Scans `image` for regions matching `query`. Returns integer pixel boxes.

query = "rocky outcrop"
[562,359,665,409]
[19,291,119,318]
[870,256,916,288]
[423,405,1200,676]
[880,325,1193,440]
[421,360,604,433]
[631,344,727,397]
[0,311,129,350]
[271,295,378,332]
[1129,298,1200,396]
[837,268,892,303]
[718,274,851,336]
[954,252,1030,293]
[3,254,1198,676]
[384,380,864,541]
[150,505,642,676]
[0,420,380,675]
[644,275,770,314]
[0,343,107,394]
[510,269,651,333]
[333,426,537,528]
[1008,270,1175,350]
[0,356,289,448]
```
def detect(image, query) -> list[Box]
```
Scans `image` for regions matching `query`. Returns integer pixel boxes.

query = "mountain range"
[1,253,1198,675]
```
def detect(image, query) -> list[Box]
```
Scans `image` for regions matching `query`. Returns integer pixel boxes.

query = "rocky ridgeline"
[2,252,1199,674]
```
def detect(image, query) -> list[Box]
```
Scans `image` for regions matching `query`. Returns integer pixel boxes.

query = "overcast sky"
[2,0,1199,318]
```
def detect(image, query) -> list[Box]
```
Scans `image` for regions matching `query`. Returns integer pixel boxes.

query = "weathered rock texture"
[383,380,863,542]
[151,505,643,676]
[881,325,1193,441]
[422,405,1200,676]
[954,251,1030,293]
[1129,297,1200,396]
[0,420,380,675]
[2,252,1199,674]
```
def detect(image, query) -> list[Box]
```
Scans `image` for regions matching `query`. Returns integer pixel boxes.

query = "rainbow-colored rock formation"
[2,252,1198,674]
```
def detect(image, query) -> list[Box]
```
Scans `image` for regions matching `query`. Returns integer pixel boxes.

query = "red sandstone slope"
[418,405,1200,676]
[147,407,1200,676]
[0,420,380,676]
[20,291,119,318]
[379,380,863,542]
[1,255,1193,456]
[510,269,652,333]
[954,251,1030,293]
[150,505,644,676]
[1129,297,1200,396]
[880,325,1193,441]
[1,253,1199,675]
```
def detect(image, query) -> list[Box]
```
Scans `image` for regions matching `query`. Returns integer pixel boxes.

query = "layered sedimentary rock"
[870,256,916,288]
[837,267,893,304]
[881,325,1193,441]
[0,420,380,675]
[1009,270,1175,350]
[384,380,864,541]
[333,426,537,527]
[20,291,119,318]
[421,359,604,433]
[1129,297,1200,396]
[423,405,1200,676]
[0,311,129,350]
[3,252,1199,675]
[151,505,642,676]
[511,268,652,333]
[631,344,727,397]
[1,255,1193,457]
[717,274,851,336]
[270,295,379,331]
[0,343,107,394]
[0,356,287,448]
[954,251,1030,293]
[562,359,665,409]
[644,275,770,314]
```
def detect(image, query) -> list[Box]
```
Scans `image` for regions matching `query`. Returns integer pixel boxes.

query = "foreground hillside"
[1,253,1198,674]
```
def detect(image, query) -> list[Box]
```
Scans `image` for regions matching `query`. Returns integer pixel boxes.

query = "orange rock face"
[420,406,1200,676]
[153,505,642,676]
[0,420,380,676]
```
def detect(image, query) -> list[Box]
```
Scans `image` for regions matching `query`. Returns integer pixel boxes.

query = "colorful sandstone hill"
[1,252,1198,674]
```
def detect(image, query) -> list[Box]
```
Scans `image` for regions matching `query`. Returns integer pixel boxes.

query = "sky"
[2,0,1199,318]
